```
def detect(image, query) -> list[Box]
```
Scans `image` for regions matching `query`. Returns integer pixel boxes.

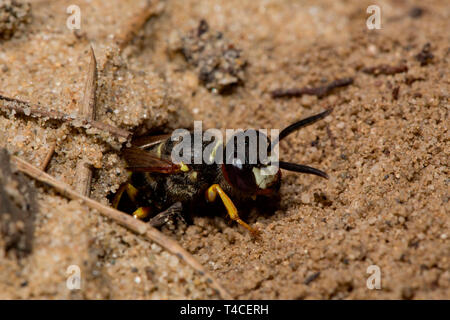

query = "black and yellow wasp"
[113,109,331,236]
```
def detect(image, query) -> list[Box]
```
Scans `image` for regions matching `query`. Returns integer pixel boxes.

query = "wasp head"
[222,129,281,196]
[221,109,331,196]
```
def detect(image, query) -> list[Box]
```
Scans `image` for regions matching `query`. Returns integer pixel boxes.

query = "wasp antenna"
[278,109,332,142]
[270,109,332,151]
[278,161,329,179]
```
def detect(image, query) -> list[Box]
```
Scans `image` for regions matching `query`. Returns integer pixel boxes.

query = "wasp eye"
[223,160,258,193]
[222,129,264,193]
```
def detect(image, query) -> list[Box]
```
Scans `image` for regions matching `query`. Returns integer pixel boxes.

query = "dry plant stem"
[0,94,131,140]
[40,126,68,171]
[116,0,162,50]
[361,64,408,76]
[75,46,98,197]
[75,160,93,197]
[271,77,354,99]
[40,141,56,171]
[12,156,232,300]
[80,46,98,121]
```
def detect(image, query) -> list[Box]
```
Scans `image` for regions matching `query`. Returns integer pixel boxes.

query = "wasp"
[114,109,331,236]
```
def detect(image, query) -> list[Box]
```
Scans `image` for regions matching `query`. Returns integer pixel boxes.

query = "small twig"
[39,125,69,172]
[12,155,232,300]
[405,76,425,86]
[40,141,56,171]
[271,77,354,99]
[0,94,131,140]
[80,46,98,121]
[75,46,98,197]
[75,161,94,197]
[304,271,321,285]
[115,0,162,51]
[361,64,408,76]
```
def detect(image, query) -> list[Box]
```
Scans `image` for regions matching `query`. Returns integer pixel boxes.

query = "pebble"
[336,122,345,129]
[301,193,311,204]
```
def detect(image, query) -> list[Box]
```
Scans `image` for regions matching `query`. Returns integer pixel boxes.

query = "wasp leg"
[112,183,127,208]
[133,207,152,219]
[125,184,139,202]
[205,184,259,236]
[112,183,139,208]
[149,202,184,228]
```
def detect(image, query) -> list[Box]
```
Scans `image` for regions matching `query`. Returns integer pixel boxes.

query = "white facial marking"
[252,167,276,189]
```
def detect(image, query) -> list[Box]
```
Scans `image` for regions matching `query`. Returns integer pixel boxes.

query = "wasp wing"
[131,134,172,149]
[122,146,180,174]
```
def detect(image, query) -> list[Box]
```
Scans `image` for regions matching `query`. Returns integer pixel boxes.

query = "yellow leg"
[133,207,151,219]
[125,184,138,202]
[206,184,259,236]
[113,183,149,219]
[112,183,126,208]
[112,183,139,208]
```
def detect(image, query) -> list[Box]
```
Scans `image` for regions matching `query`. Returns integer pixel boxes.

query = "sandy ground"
[0,0,448,299]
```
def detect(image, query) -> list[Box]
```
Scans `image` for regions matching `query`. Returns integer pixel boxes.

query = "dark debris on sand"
[0,148,37,258]
[174,19,247,93]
